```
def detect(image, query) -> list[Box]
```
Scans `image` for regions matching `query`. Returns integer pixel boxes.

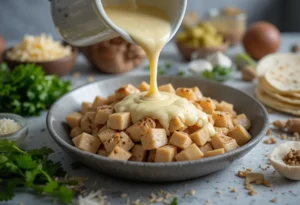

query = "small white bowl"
[0,113,28,146]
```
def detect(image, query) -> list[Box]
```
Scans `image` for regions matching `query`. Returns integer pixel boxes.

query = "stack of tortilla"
[256,53,300,116]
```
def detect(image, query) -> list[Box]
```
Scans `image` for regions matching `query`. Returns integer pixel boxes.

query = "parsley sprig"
[0,140,77,203]
[202,65,232,82]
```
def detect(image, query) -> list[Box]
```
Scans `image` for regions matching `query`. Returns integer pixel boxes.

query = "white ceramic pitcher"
[51,0,187,47]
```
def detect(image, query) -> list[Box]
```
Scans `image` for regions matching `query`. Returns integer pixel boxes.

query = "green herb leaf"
[164,60,173,69]
[15,155,38,170]
[43,181,59,193]
[177,71,185,76]
[170,197,178,205]
[202,65,232,82]
[158,68,166,75]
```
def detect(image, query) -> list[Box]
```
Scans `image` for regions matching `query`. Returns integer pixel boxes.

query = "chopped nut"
[266,129,273,136]
[283,149,300,166]
[273,120,287,130]
[241,65,256,82]
[263,138,277,144]
[270,197,277,203]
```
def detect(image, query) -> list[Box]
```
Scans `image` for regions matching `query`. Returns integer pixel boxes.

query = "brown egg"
[0,36,6,62]
[243,21,280,60]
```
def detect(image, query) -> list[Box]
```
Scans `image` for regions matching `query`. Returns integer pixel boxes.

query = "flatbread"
[260,85,300,105]
[255,87,300,116]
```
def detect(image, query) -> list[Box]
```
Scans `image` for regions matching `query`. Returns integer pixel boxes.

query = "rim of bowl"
[0,113,28,139]
[47,75,269,167]
[2,44,78,65]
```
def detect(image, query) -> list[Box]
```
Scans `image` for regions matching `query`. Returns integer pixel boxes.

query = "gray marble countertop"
[2,33,300,205]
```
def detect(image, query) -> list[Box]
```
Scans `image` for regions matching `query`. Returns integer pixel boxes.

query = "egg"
[0,35,6,62]
[242,21,280,60]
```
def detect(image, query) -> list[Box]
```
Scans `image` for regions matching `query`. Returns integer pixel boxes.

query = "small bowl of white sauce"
[0,113,28,145]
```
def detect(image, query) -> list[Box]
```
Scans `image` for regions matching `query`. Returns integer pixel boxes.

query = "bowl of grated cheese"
[2,34,78,76]
[0,113,28,146]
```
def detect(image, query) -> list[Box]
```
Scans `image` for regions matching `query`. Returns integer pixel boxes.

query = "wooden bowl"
[2,44,78,77]
[176,41,230,61]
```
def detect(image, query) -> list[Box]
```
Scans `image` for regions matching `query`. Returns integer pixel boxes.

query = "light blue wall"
[0,0,291,42]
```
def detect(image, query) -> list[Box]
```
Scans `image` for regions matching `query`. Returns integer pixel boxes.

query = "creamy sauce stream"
[104,2,208,129]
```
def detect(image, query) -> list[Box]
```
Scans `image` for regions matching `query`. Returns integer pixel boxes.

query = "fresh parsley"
[0,63,71,116]
[202,65,232,82]
[170,197,179,205]
[0,140,78,204]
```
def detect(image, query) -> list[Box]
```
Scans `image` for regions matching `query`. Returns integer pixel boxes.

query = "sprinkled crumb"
[259,165,270,171]
[266,129,273,136]
[216,191,222,195]
[248,189,257,196]
[204,200,212,205]
[72,72,80,78]
[231,188,237,193]
[88,76,95,82]
[184,189,196,197]
[121,193,128,198]
[270,197,277,203]
[280,134,288,140]
[263,138,277,144]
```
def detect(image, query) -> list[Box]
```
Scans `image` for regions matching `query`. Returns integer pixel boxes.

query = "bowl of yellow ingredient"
[176,22,229,61]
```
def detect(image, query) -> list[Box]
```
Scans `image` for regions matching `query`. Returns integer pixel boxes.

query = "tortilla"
[255,87,300,116]
[260,85,300,105]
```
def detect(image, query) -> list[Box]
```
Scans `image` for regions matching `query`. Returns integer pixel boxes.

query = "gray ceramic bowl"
[47,76,268,182]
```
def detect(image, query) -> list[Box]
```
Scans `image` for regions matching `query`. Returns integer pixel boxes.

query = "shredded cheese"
[7,33,72,62]
[0,118,21,135]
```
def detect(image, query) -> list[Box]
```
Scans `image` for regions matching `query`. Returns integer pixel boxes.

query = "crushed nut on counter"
[266,129,273,136]
[264,138,277,144]
[273,119,300,134]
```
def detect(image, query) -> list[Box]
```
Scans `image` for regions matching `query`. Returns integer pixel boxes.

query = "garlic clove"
[188,59,213,75]
[269,141,300,180]
[207,51,232,68]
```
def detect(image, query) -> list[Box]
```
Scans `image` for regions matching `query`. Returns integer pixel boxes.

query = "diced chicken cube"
[216,101,237,116]
[227,125,251,146]
[199,143,213,154]
[72,132,101,154]
[175,144,204,161]
[169,117,187,133]
[130,144,147,162]
[70,127,83,138]
[126,117,156,142]
[108,145,132,161]
[115,84,140,101]
[158,84,175,93]
[81,102,92,114]
[197,98,216,114]
[80,112,96,133]
[204,148,225,157]
[66,112,82,128]
[169,131,193,149]
[107,94,116,104]
[92,127,100,137]
[190,127,210,146]
[212,111,234,129]
[98,128,117,145]
[214,127,229,135]
[97,147,109,156]
[187,125,202,134]
[99,125,108,133]
[95,105,114,125]
[138,81,150,92]
[147,150,156,162]
[107,112,132,130]
[175,87,202,101]
[104,131,135,153]
[155,145,177,162]
[141,128,168,150]
[210,134,239,152]
[233,114,251,130]
[91,96,108,110]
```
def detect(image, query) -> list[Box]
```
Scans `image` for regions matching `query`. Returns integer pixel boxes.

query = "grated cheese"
[7,33,72,62]
[0,118,21,135]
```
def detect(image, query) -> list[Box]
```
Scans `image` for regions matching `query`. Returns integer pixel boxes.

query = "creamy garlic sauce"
[104,2,208,129]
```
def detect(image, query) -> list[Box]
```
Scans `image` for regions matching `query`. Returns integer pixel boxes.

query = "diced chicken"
[212,111,234,129]
[192,101,203,111]
[175,87,202,101]
[169,131,193,149]
[104,131,135,153]
[107,94,116,104]
[70,127,83,138]
[81,102,92,114]
[190,127,210,146]
[175,144,204,161]
[216,101,237,116]
[108,145,132,161]
[115,84,140,101]
[155,145,177,162]
[138,81,150,92]
[199,143,213,154]
[126,117,156,142]
[147,150,156,162]
[92,127,100,137]
[197,98,216,114]
[130,144,147,162]
[227,125,251,146]
[141,128,168,150]
[99,125,108,133]
[66,112,82,128]
[80,112,96,133]
[158,84,175,93]
[214,127,229,135]
[107,112,132,130]
[98,128,117,146]
[91,96,108,110]
[95,105,114,125]
[204,148,225,157]
[97,147,109,156]
[187,125,202,134]
[233,114,251,130]
[72,132,101,154]
[210,134,239,152]
[168,117,187,133]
